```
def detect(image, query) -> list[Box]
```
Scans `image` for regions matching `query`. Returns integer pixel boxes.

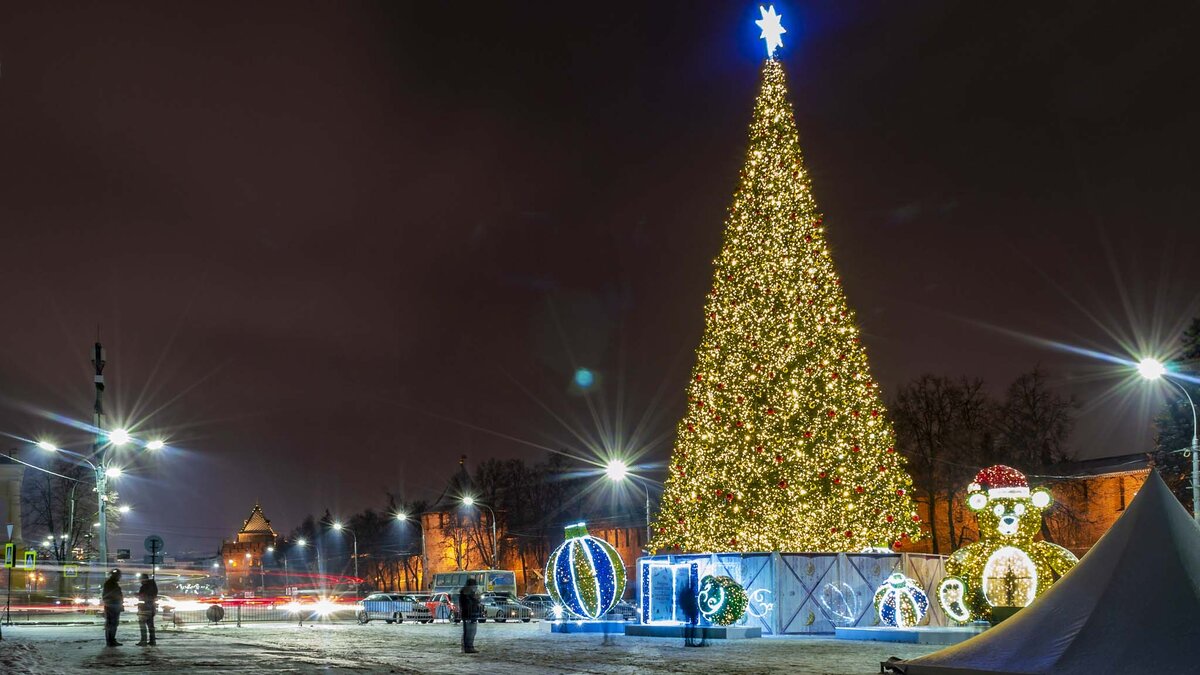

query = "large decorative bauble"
[545,522,626,619]
[874,572,929,627]
[698,575,748,626]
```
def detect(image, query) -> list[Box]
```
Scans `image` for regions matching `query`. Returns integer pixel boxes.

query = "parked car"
[478,592,533,622]
[416,592,460,622]
[520,593,555,620]
[356,593,433,624]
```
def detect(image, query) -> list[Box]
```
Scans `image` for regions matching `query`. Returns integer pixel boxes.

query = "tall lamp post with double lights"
[331,522,359,593]
[35,438,162,567]
[1138,357,1200,522]
[460,497,497,566]
[605,459,652,545]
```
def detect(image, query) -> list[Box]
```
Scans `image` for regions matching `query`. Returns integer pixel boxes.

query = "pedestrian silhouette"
[101,569,124,647]
[458,578,481,654]
[680,579,705,647]
[136,573,159,646]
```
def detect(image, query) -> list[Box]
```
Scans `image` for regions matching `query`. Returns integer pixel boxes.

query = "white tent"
[888,470,1200,674]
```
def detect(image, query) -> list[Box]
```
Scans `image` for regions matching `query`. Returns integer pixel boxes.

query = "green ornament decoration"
[697,575,747,626]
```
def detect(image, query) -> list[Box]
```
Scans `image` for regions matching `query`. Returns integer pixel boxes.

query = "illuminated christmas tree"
[650,12,920,553]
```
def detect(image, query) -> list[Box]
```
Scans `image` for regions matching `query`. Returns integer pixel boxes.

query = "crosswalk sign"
[2,542,12,568]
[64,564,79,578]
[23,550,36,570]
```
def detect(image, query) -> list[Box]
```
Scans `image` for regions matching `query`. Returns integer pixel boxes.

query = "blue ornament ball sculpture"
[545,522,626,619]
[873,572,929,627]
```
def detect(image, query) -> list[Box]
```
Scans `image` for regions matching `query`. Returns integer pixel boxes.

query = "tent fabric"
[890,470,1200,675]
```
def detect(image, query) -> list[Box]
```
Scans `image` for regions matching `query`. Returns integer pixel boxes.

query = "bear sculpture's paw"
[937,576,972,624]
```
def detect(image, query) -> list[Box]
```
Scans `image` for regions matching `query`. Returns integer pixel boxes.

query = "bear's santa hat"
[968,465,1030,498]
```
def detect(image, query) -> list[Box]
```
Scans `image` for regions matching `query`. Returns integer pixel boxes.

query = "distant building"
[220,503,277,592]
[0,455,24,543]
[1042,454,1152,558]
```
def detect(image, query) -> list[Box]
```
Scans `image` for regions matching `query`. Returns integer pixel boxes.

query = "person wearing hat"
[101,568,124,647]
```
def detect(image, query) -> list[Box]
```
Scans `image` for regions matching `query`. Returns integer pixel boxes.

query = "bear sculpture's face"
[966,487,1051,540]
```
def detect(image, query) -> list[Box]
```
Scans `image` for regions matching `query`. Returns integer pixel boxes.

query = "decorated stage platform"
[636,552,948,636]
[625,624,762,639]
[548,621,630,634]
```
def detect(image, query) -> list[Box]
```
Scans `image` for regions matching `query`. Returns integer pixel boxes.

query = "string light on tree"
[649,14,920,554]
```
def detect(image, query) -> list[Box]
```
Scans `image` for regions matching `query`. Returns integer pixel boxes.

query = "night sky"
[2,1,1198,556]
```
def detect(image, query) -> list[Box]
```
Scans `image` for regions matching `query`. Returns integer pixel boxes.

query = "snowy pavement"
[0,621,941,674]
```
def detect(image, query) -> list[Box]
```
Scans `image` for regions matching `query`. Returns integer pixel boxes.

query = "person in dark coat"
[680,579,704,647]
[101,569,124,647]
[136,573,159,646]
[458,578,480,653]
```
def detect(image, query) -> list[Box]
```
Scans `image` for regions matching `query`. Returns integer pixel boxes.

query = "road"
[1,620,940,674]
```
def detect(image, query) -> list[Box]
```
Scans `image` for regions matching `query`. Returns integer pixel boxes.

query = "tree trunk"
[927,489,940,554]
[946,488,958,551]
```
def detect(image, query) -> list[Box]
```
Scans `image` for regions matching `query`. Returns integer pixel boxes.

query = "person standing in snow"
[458,578,481,654]
[102,568,124,647]
[680,579,704,648]
[136,573,159,646]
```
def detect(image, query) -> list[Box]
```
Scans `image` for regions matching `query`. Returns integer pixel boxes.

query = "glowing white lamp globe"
[1137,357,1165,381]
[605,459,629,483]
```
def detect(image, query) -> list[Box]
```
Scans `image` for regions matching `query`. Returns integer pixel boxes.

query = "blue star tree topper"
[755,5,787,58]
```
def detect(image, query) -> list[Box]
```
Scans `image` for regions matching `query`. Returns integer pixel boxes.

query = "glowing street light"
[331,521,359,589]
[395,511,428,587]
[36,441,58,452]
[604,459,629,482]
[1137,357,1167,381]
[460,497,497,565]
[104,467,122,478]
[107,429,131,446]
[1137,356,1199,522]
[117,504,131,514]
[605,458,651,544]
[146,440,165,451]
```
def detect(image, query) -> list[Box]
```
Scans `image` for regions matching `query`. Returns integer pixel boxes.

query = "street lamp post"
[1138,357,1200,522]
[295,537,322,591]
[35,440,154,572]
[605,459,652,545]
[331,523,359,592]
[461,497,497,566]
[396,512,428,590]
[264,546,273,594]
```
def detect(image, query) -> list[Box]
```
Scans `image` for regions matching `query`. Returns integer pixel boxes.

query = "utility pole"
[92,342,108,576]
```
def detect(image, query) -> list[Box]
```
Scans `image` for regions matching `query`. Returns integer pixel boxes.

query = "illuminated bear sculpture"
[936,465,1078,623]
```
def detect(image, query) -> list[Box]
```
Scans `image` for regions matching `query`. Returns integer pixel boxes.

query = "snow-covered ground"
[0,621,941,673]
